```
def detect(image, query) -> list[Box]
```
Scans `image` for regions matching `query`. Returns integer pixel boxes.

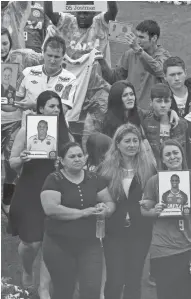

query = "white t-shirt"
[160,123,171,143]
[16,64,77,110]
[174,91,188,117]
[122,177,133,199]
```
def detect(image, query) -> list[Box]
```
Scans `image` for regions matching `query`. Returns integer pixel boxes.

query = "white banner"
[53,1,107,12]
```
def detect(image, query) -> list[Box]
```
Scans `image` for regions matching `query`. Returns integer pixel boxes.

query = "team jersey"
[1,84,16,101]
[162,190,188,209]
[56,12,110,62]
[24,3,51,53]
[16,64,77,110]
[27,134,56,154]
[1,1,31,50]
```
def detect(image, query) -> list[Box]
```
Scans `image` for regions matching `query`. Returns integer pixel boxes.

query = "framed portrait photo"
[158,170,191,217]
[108,21,133,44]
[1,63,19,105]
[26,115,58,159]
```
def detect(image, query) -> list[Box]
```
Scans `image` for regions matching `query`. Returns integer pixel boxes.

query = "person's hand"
[154,203,166,216]
[170,110,179,128]
[94,51,104,62]
[95,203,110,218]
[124,32,141,52]
[139,200,152,210]
[14,99,36,110]
[20,150,32,163]
[46,25,57,37]
[82,207,98,218]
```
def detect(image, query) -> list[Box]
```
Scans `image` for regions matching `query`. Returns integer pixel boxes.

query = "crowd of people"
[1,1,191,299]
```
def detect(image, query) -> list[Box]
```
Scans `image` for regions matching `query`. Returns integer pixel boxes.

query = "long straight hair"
[36,90,70,154]
[99,123,157,200]
[102,81,141,138]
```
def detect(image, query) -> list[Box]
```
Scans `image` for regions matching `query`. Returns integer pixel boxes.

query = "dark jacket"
[142,112,189,168]
[106,176,153,239]
[170,78,191,117]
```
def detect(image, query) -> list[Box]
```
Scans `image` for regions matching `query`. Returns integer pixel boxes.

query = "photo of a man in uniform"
[1,67,16,102]
[27,120,56,155]
[162,174,188,210]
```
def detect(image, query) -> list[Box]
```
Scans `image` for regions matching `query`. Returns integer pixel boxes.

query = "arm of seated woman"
[41,190,98,220]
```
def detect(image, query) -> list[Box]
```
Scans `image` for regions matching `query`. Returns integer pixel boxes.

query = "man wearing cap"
[142,83,189,167]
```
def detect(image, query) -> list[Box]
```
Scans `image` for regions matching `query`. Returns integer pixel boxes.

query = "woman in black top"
[99,123,157,299]
[41,141,114,299]
[9,91,71,295]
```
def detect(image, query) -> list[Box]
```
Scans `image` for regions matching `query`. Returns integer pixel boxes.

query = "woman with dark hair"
[141,139,191,299]
[40,141,114,299]
[8,90,71,298]
[1,27,12,62]
[102,80,143,138]
[86,132,112,171]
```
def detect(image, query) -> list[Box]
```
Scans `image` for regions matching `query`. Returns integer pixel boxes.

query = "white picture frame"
[1,63,19,105]
[26,115,58,159]
[108,21,133,44]
[158,170,190,217]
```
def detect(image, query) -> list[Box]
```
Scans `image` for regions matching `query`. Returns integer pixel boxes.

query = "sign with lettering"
[53,1,107,12]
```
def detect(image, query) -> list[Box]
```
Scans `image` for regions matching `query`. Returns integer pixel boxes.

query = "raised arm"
[44,1,60,26]
[104,1,118,23]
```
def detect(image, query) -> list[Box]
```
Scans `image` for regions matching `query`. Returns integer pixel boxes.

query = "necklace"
[170,189,180,195]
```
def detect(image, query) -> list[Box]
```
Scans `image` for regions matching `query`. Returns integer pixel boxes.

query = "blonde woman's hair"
[99,123,157,200]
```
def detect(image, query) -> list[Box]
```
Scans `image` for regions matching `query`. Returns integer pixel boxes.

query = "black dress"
[9,159,55,243]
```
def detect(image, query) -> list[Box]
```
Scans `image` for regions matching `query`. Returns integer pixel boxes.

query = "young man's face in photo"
[152,97,171,117]
[2,69,12,86]
[37,122,48,138]
[165,66,187,90]
[170,176,180,189]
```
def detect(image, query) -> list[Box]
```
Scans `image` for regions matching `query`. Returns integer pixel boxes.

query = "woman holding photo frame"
[8,90,71,298]
[141,139,191,299]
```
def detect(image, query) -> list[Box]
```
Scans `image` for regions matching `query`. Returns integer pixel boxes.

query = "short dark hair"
[136,20,160,40]
[171,174,180,181]
[59,142,84,159]
[43,36,66,56]
[3,67,13,73]
[163,56,186,75]
[151,83,171,101]
[38,120,48,128]
[1,27,12,50]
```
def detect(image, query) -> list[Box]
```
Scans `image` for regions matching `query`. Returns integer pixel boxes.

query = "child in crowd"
[142,83,190,167]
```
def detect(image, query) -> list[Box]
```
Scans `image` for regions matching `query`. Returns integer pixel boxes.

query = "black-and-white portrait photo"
[26,115,58,158]
[1,63,19,104]
[159,170,190,217]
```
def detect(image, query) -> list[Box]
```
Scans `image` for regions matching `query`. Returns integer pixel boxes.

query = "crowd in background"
[1,1,191,299]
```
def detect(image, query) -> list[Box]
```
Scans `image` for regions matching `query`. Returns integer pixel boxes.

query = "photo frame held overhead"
[158,170,191,217]
[1,63,19,105]
[26,115,58,159]
[108,21,133,44]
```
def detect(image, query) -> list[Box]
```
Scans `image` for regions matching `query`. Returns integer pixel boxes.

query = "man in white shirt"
[2,35,77,118]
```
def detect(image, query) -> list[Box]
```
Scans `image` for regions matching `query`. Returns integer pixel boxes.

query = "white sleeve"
[16,71,27,98]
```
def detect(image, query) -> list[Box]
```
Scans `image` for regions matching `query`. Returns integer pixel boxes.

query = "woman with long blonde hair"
[99,123,157,299]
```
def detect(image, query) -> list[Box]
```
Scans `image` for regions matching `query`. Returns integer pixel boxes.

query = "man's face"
[152,97,171,117]
[165,66,186,90]
[170,176,180,188]
[136,30,154,51]
[37,122,48,138]
[44,46,64,73]
[3,69,12,85]
[76,12,95,28]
